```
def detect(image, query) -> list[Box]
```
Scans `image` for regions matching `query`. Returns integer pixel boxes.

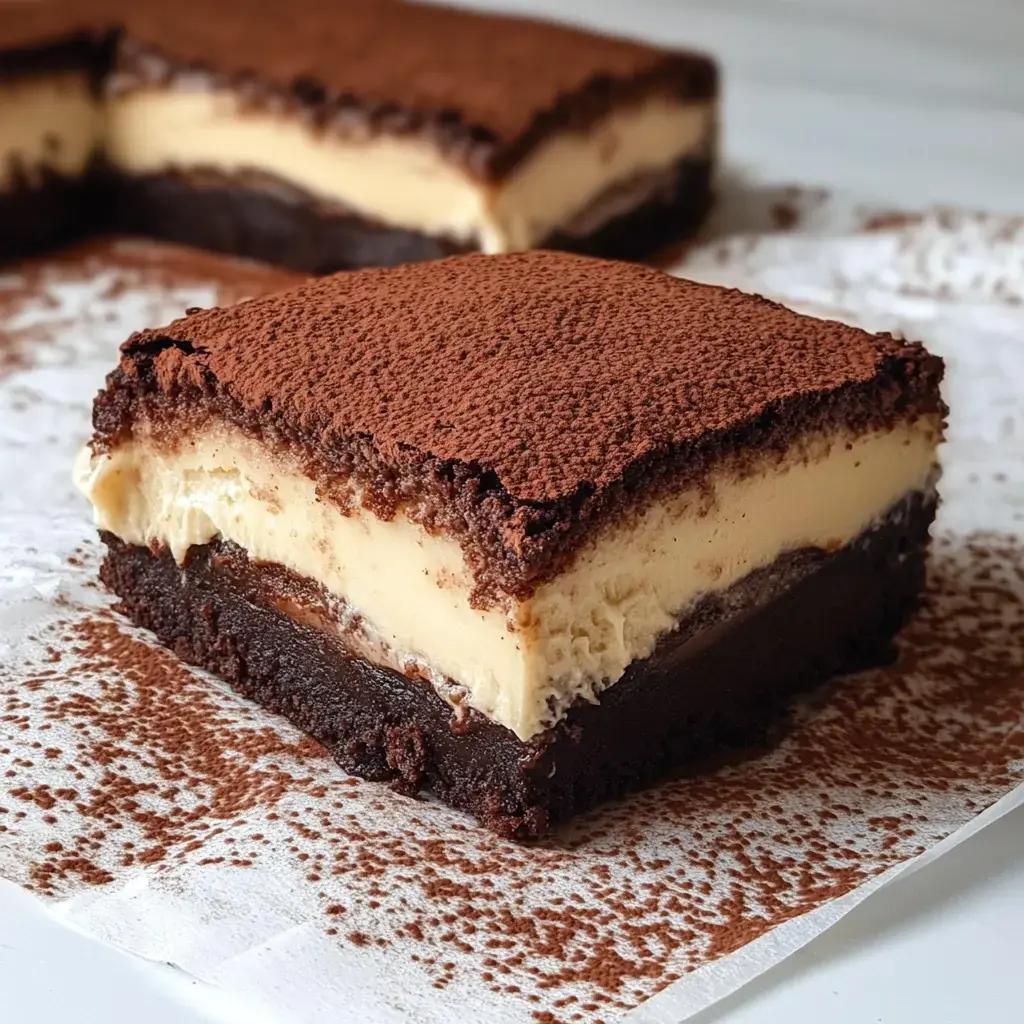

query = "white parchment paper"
[1,202,1023,1023]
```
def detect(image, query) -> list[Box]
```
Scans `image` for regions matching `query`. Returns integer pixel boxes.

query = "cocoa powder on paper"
[0,239,301,379]
[5,611,326,894]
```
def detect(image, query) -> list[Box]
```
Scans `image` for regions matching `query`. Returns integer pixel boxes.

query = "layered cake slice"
[105,0,717,270]
[1,0,717,271]
[75,253,945,837]
[0,1,109,260]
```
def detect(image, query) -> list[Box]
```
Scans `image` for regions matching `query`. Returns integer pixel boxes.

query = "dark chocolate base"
[0,163,105,263]
[544,157,713,262]
[104,168,466,273]
[2,154,711,273]
[103,157,713,274]
[98,491,934,839]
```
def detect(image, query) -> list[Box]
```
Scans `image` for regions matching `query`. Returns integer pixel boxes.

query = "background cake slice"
[104,0,717,270]
[1,0,717,271]
[0,0,109,260]
[75,253,945,837]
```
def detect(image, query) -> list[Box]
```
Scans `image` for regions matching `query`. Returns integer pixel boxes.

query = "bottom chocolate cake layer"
[0,164,103,263]
[104,156,714,274]
[0,157,712,272]
[98,491,935,839]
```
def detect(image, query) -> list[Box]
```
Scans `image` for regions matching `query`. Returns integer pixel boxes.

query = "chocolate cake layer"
[91,253,945,601]
[103,156,712,273]
[98,491,935,839]
[0,162,103,262]
[105,167,468,273]
[536,156,714,261]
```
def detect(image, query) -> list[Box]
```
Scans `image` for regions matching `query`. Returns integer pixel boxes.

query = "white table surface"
[3,1,1023,1021]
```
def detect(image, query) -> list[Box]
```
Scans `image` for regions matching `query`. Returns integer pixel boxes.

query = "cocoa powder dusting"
[5,608,326,894]
[113,251,942,505]
[0,237,301,380]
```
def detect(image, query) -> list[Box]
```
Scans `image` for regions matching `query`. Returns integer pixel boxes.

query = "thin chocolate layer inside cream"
[0,72,103,188]
[103,89,715,252]
[75,415,940,740]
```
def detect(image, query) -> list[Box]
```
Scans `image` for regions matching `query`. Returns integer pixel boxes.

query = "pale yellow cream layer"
[103,89,714,251]
[74,418,939,740]
[0,73,103,187]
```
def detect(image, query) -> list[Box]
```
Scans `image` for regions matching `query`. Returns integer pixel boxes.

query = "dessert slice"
[0,1,109,260]
[103,0,717,271]
[75,253,945,837]
[0,0,717,271]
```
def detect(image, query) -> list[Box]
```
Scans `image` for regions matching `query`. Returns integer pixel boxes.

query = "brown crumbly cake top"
[0,0,81,51]
[111,252,941,503]
[92,252,945,602]
[3,1,715,177]
[23,0,713,179]
[0,0,109,75]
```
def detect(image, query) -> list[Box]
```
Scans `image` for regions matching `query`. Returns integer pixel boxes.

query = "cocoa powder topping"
[113,251,944,503]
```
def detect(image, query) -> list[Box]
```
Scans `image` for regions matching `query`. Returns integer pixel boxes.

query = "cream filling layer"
[75,418,939,740]
[2,74,712,247]
[103,89,715,251]
[0,73,103,188]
